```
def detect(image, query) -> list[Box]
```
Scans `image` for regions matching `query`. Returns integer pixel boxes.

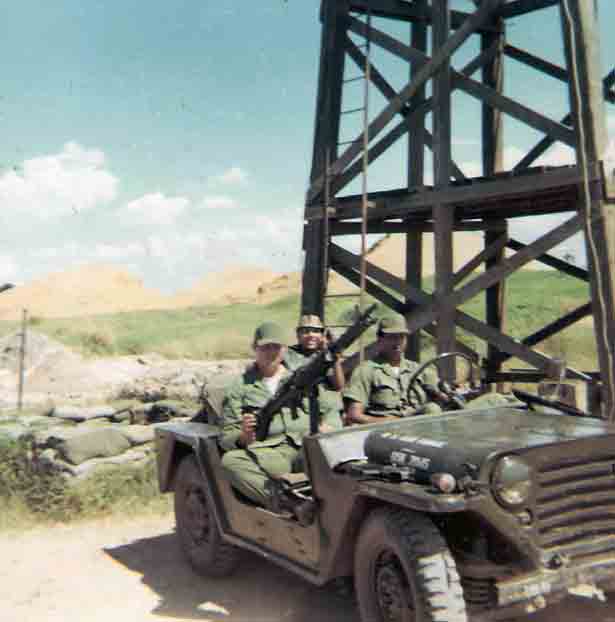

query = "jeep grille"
[536,453,615,552]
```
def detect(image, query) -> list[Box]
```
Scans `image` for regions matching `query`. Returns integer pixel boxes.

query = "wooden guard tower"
[301,1,615,417]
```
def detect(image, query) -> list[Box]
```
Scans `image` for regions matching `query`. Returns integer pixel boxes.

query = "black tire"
[174,454,240,577]
[354,508,467,622]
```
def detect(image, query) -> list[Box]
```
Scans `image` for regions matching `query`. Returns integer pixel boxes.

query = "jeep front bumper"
[497,553,615,606]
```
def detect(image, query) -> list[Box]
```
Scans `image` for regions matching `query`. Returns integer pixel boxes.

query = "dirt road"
[1,512,614,622]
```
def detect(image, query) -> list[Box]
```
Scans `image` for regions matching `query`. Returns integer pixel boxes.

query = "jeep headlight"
[492,455,532,509]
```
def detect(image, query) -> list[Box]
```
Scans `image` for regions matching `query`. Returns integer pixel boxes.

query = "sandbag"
[71,449,150,478]
[0,423,29,441]
[120,425,155,446]
[33,424,79,448]
[49,405,116,422]
[56,427,131,465]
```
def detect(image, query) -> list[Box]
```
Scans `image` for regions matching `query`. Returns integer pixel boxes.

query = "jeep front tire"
[174,454,240,577]
[354,508,467,622]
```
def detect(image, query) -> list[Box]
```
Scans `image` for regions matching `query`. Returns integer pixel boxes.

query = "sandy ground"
[0,513,356,622]
[1,512,615,622]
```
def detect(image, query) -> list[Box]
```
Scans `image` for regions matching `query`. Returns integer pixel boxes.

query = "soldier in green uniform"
[343,314,441,424]
[284,313,345,421]
[285,314,345,391]
[220,321,342,508]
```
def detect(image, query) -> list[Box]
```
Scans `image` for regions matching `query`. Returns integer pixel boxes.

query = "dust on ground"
[0,513,356,622]
[1,513,614,622]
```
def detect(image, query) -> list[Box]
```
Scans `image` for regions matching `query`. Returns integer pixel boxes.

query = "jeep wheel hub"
[375,555,413,622]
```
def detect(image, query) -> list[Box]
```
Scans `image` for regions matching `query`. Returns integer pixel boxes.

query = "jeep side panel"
[156,422,324,578]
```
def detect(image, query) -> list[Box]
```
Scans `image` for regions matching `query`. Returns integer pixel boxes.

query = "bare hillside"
[327,231,543,293]
[0,264,175,321]
[171,265,282,306]
[0,234,545,319]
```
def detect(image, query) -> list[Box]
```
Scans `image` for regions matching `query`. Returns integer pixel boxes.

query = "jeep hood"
[317,406,615,476]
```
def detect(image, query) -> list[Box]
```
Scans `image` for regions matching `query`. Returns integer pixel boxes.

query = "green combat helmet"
[377,314,409,335]
[253,322,290,347]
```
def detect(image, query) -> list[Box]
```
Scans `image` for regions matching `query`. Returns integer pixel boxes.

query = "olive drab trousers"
[221,441,301,507]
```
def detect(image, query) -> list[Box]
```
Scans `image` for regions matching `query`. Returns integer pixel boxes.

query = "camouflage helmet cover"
[296,314,324,330]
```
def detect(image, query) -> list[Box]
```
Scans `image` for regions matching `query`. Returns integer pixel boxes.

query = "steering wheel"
[406,352,480,411]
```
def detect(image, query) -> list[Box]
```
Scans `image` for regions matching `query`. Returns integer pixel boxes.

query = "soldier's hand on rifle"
[239,414,257,446]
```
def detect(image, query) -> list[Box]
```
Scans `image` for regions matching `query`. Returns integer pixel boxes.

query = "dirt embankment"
[0,330,248,411]
[0,231,548,320]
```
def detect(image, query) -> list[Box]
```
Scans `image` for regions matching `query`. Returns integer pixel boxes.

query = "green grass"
[0,295,303,359]
[0,437,171,530]
[0,270,597,369]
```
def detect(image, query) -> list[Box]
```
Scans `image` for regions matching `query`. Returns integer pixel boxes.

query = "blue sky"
[0,1,613,293]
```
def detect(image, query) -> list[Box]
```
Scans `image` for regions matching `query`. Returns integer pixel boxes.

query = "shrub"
[28,315,43,327]
[116,336,146,355]
[71,460,162,516]
[0,438,169,526]
[0,437,78,521]
[78,329,116,355]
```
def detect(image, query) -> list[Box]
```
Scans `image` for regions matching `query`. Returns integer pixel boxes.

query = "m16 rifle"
[255,303,378,441]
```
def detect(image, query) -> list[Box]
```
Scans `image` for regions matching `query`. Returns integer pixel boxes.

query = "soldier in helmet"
[343,313,441,424]
[284,313,346,422]
[219,321,342,510]
[285,314,345,391]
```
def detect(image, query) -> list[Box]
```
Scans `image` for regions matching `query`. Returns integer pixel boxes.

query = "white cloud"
[94,242,146,260]
[0,254,18,282]
[211,166,248,186]
[8,208,305,293]
[460,146,527,178]
[534,133,615,175]
[459,161,481,178]
[0,142,118,218]
[201,195,238,210]
[122,192,189,226]
[144,236,168,259]
[216,226,239,242]
[535,143,575,167]
[31,241,82,261]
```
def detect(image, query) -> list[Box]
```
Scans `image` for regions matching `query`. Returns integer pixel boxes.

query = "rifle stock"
[255,304,378,441]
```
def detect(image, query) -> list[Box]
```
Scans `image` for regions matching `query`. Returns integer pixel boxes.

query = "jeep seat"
[198,374,237,426]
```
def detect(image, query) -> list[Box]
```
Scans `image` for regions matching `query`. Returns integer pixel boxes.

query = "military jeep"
[155,353,615,622]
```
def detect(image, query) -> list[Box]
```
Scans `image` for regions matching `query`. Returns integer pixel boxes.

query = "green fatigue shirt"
[284,345,311,371]
[219,363,343,452]
[343,355,440,417]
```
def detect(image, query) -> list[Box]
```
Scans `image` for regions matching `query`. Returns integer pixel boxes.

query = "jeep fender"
[155,421,220,492]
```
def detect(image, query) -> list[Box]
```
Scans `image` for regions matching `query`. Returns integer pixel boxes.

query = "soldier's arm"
[219,381,249,451]
[343,364,397,425]
[344,400,400,424]
[328,355,346,391]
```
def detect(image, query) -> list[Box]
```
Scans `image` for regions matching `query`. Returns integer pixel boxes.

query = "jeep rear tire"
[174,454,240,577]
[354,508,467,622]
